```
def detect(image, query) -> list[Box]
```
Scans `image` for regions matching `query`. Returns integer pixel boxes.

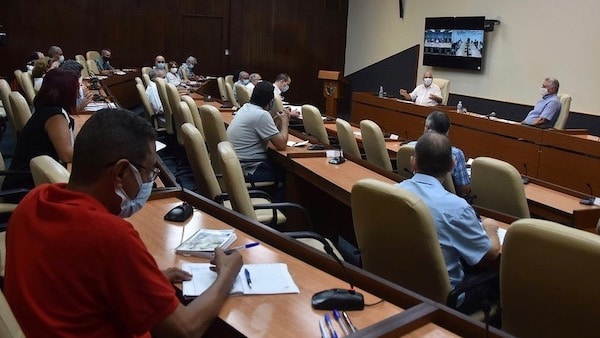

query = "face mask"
[187,63,194,69]
[540,87,549,96]
[103,56,111,62]
[156,62,165,69]
[424,78,433,86]
[242,79,250,85]
[26,64,34,72]
[115,164,153,218]
[58,55,65,63]
[170,67,178,74]
[281,84,289,93]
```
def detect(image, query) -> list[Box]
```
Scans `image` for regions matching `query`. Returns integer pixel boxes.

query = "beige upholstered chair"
[225,74,234,90]
[166,83,184,146]
[180,95,204,135]
[216,77,229,102]
[359,120,392,171]
[19,72,36,107]
[335,118,360,158]
[30,155,70,186]
[86,59,99,75]
[134,77,143,87]
[471,157,530,218]
[154,77,174,135]
[85,50,100,61]
[554,93,572,130]
[75,54,89,77]
[0,289,25,338]
[198,104,228,175]
[136,83,165,133]
[351,178,451,303]
[13,70,24,91]
[141,66,152,77]
[269,94,284,117]
[396,144,416,180]
[432,78,450,105]
[0,79,17,141]
[225,83,240,109]
[302,104,329,145]
[501,218,600,337]
[235,83,251,106]
[8,92,32,135]
[141,73,151,88]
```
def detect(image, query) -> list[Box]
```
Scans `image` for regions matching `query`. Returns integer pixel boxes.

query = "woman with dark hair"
[3,68,79,190]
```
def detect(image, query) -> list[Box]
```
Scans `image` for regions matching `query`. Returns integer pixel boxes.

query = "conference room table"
[126,189,509,337]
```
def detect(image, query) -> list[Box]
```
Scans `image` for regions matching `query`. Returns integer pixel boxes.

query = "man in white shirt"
[273,73,291,98]
[145,70,163,115]
[399,71,442,106]
[245,73,262,92]
[233,70,250,99]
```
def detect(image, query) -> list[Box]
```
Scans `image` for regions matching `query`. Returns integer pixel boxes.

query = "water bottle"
[456,101,463,113]
[378,86,384,98]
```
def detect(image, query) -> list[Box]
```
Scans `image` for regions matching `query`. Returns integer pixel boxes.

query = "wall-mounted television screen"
[423,16,485,71]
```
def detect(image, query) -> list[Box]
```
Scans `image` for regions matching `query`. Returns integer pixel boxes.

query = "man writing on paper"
[399,70,442,106]
[4,108,243,337]
[396,132,500,312]
[521,77,561,127]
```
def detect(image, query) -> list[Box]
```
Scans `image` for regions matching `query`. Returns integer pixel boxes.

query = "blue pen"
[333,309,350,336]
[319,319,330,338]
[224,242,259,254]
[324,314,338,338]
[244,268,252,289]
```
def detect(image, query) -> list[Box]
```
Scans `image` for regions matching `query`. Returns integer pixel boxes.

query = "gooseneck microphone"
[486,111,496,119]
[580,183,596,205]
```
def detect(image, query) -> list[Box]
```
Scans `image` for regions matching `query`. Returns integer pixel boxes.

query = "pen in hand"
[244,268,252,289]
[224,242,259,254]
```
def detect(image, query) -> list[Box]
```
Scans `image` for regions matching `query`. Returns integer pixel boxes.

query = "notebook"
[175,228,237,258]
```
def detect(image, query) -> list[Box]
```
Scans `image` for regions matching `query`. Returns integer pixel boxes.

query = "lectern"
[318,70,348,118]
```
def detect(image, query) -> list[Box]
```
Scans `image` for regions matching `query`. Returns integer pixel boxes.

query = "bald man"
[399,71,442,106]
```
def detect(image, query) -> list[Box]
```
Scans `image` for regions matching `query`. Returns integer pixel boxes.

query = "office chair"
[75,54,89,78]
[19,72,36,108]
[396,144,455,193]
[335,118,360,158]
[501,218,600,337]
[141,73,151,88]
[351,178,496,311]
[225,83,240,109]
[8,92,32,135]
[166,83,185,147]
[359,120,392,171]
[135,83,165,133]
[216,77,229,102]
[134,77,143,87]
[302,105,330,146]
[86,59,99,75]
[154,77,175,136]
[0,79,17,142]
[554,93,572,130]
[432,78,451,105]
[30,155,70,186]
[141,67,152,78]
[0,289,25,338]
[235,83,251,106]
[470,156,530,218]
[198,104,228,176]
[12,70,25,92]
[269,94,284,118]
[180,95,204,136]
[225,74,234,90]
[85,50,100,62]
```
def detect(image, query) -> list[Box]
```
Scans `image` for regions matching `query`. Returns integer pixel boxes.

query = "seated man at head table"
[178,55,202,81]
[95,48,120,75]
[4,108,243,337]
[47,45,64,70]
[152,54,167,78]
[399,70,443,106]
[226,81,292,198]
[396,132,500,311]
[246,72,262,92]
[233,70,250,99]
[521,77,561,128]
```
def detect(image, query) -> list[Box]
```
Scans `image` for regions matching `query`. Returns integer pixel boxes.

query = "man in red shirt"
[4,108,243,337]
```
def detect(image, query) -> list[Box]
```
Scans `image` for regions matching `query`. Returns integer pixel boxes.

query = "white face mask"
[187,63,194,69]
[115,164,153,218]
[26,64,34,72]
[170,67,178,74]
[424,78,433,86]
[242,79,250,85]
[281,84,289,93]
[58,55,65,63]
[540,87,549,96]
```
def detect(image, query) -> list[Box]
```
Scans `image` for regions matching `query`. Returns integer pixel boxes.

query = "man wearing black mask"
[96,48,117,74]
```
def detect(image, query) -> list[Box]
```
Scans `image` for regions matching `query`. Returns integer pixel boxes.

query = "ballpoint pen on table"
[319,319,330,338]
[244,268,252,289]
[224,242,259,254]
[324,314,338,338]
[342,311,357,333]
[333,309,350,336]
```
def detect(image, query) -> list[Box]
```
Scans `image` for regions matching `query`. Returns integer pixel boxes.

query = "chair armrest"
[252,202,313,230]
[247,189,272,200]
[284,231,335,255]
[447,269,499,308]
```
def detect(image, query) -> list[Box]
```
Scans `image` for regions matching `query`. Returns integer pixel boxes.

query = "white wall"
[346,0,600,115]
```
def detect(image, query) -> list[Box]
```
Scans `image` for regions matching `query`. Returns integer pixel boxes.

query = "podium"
[318,70,348,118]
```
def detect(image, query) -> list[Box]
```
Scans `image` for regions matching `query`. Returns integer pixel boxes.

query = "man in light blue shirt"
[396,133,500,295]
[522,77,561,127]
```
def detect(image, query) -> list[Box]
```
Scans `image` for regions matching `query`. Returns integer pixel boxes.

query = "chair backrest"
[154,77,174,134]
[181,123,223,199]
[0,79,17,140]
[351,178,451,303]
[86,59,99,75]
[141,66,152,76]
[216,77,229,102]
[335,118,360,158]
[198,104,228,174]
[30,155,70,186]
[432,78,450,105]
[396,144,415,180]
[166,83,184,146]
[180,95,204,135]
[8,91,32,135]
[554,93,572,130]
[269,94,284,117]
[235,83,251,106]
[19,72,36,107]
[85,50,100,61]
[75,54,89,77]
[225,74,234,89]
[471,156,530,218]
[501,218,600,337]
[141,73,151,88]
[134,77,143,87]
[302,105,330,145]
[359,119,392,171]
[135,83,164,132]
[217,141,257,220]
[13,70,24,91]
[177,101,195,131]
[0,289,25,338]
[225,82,240,108]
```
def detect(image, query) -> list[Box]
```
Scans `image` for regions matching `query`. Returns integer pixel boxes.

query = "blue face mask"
[242,79,250,85]
[115,164,153,218]
[156,62,166,70]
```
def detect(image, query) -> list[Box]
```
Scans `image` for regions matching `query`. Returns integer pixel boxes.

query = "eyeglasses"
[130,161,161,182]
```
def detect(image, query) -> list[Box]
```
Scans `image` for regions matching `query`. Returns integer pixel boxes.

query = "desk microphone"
[521,163,530,184]
[311,236,364,311]
[580,183,596,205]
[486,112,496,119]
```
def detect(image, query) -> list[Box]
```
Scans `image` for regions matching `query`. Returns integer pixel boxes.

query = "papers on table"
[287,140,309,147]
[182,263,299,297]
[497,228,507,246]
[84,102,117,112]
